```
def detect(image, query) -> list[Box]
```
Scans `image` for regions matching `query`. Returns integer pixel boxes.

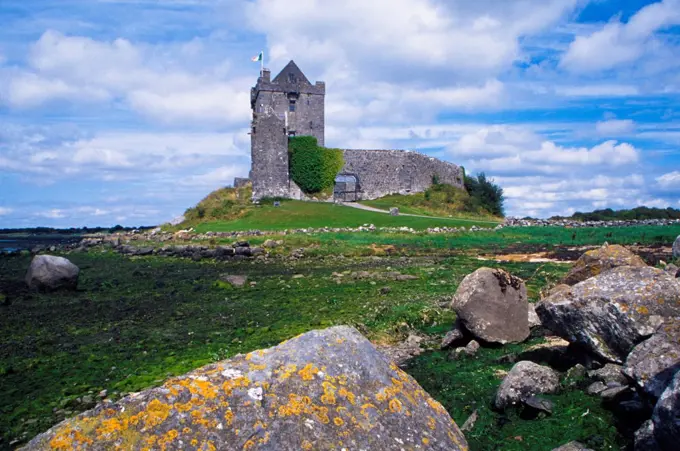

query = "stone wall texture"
[340,149,464,200]
[250,113,290,200]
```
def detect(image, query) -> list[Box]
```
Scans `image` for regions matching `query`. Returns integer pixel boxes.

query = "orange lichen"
[144,399,172,428]
[277,364,298,380]
[302,440,313,450]
[249,363,267,371]
[243,438,256,450]
[298,363,320,381]
[50,429,94,450]
[224,409,234,426]
[422,437,430,445]
[338,387,356,405]
[388,398,403,413]
[334,417,345,426]
[321,381,337,405]
[427,416,436,430]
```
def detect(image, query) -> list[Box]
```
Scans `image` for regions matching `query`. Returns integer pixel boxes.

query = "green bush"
[289,136,344,194]
[464,172,505,217]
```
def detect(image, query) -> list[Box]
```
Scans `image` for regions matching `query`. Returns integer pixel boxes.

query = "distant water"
[0,235,83,253]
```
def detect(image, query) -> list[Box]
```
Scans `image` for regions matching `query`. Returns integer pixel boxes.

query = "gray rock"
[552,442,594,451]
[600,385,629,401]
[624,319,680,398]
[465,340,480,355]
[587,363,627,386]
[460,409,478,432]
[21,326,468,451]
[673,235,680,259]
[652,369,680,450]
[25,255,80,291]
[494,361,559,410]
[220,274,248,288]
[452,268,530,344]
[535,266,680,363]
[664,263,678,277]
[524,395,553,414]
[586,381,607,395]
[634,420,660,451]
[565,364,587,381]
[389,207,399,216]
[528,303,542,328]
[561,243,647,286]
[440,319,465,349]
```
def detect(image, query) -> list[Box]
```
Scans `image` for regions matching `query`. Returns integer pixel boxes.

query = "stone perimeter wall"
[339,149,464,200]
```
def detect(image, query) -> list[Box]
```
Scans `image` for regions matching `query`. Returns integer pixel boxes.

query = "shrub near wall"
[289,136,344,194]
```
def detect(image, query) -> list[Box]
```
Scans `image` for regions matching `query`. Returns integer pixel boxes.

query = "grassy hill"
[360,183,501,220]
[177,183,501,232]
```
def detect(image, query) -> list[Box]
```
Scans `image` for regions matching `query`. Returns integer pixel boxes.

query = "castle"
[238,61,465,201]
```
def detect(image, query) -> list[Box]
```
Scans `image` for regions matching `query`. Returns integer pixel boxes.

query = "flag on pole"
[251,51,263,62]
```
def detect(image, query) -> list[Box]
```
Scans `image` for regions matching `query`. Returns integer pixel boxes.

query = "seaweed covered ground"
[1,225,678,450]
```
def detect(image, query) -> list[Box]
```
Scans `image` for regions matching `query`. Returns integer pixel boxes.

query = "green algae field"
[1,225,679,450]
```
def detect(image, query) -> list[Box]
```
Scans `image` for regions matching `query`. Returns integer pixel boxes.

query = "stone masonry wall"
[250,113,290,200]
[340,149,464,200]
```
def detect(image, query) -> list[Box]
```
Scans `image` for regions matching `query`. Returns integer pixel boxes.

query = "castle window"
[289,100,296,112]
[309,121,313,129]
[288,73,296,83]
[288,131,296,137]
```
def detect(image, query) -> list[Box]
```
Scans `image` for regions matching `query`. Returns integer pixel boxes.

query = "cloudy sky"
[1,0,679,227]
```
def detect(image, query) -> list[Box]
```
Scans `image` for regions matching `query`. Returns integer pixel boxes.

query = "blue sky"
[0,0,679,227]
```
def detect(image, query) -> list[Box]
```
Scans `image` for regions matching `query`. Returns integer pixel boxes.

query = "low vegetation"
[181,184,253,226]
[2,225,679,449]
[551,206,680,221]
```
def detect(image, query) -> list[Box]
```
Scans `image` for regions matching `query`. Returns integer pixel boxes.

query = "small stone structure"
[242,61,464,201]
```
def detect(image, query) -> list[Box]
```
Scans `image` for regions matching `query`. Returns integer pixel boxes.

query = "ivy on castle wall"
[289,136,344,194]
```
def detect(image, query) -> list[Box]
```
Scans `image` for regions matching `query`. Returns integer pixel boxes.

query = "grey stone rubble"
[673,235,680,258]
[504,217,680,228]
[494,361,560,410]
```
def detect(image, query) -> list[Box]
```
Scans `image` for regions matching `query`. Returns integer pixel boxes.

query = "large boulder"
[561,243,647,286]
[22,326,468,451]
[494,361,559,410]
[535,266,680,363]
[652,370,680,450]
[451,268,529,344]
[673,235,680,259]
[25,255,79,291]
[624,319,680,398]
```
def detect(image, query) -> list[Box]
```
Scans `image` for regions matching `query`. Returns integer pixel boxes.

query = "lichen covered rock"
[25,255,80,291]
[624,319,680,398]
[673,235,680,259]
[561,243,647,286]
[494,361,559,410]
[452,268,529,344]
[21,326,468,451]
[536,266,680,363]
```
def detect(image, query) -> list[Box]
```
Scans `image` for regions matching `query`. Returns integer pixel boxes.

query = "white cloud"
[0,30,252,124]
[595,119,636,136]
[560,0,680,73]
[0,207,12,216]
[36,209,66,219]
[656,171,680,189]
[554,85,640,97]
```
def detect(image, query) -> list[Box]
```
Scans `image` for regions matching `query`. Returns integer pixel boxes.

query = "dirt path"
[340,202,500,225]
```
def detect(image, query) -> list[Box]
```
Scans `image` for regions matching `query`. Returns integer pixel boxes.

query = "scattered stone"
[376,333,425,368]
[561,243,647,286]
[652,367,680,449]
[599,385,629,402]
[565,364,587,381]
[517,337,572,370]
[551,442,594,451]
[292,274,304,279]
[389,207,399,216]
[465,340,480,355]
[220,274,248,288]
[527,303,542,328]
[394,274,418,281]
[452,268,530,344]
[634,420,659,451]
[379,286,391,295]
[494,361,559,410]
[535,266,680,363]
[25,255,80,291]
[262,239,280,248]
[624,319,680,398]
[663,263,678,277]
[21,326,468,451]
[524,395,553,415]
[587,364,627,387]
[673,235,680,259]
[460,409,478,432]
[440,319,465,349]
[587,382,607,395]
[98,390,107,399]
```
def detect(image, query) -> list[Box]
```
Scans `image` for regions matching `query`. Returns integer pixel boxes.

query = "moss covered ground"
[1,225,679,449]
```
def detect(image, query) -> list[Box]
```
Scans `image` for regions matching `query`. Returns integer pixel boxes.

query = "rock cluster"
[22,326,468,451]
[504,217,680,228]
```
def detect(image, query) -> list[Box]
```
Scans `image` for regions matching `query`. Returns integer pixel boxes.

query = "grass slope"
[195,200,500,233]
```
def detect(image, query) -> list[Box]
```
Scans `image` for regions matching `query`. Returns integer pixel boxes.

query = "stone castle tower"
[250,61,325,199]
